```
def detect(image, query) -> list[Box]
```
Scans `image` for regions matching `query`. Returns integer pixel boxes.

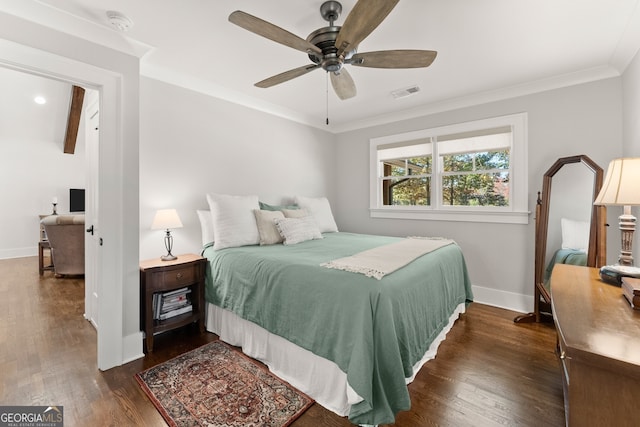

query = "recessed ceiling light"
[34,96,46,105]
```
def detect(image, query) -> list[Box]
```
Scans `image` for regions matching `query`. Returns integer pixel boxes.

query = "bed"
[198,194,473,424]
[201,218,473,425]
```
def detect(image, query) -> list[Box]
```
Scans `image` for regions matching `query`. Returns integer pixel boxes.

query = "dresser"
[551,264,640,427]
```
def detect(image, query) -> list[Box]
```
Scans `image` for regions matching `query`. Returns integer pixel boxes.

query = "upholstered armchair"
[41,214,85,276]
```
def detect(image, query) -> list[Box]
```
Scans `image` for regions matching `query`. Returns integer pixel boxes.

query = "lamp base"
[618,206,636,266]
[161,230,177,261]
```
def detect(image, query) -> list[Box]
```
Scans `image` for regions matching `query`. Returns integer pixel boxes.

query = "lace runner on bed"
[321,237,454,280]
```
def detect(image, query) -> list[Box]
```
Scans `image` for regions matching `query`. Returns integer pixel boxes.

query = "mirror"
[515,154,606,323]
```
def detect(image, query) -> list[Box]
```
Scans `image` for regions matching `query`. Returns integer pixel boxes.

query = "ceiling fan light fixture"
[391,85,421,99]
[106,10,134,32]
[230,1,435,105]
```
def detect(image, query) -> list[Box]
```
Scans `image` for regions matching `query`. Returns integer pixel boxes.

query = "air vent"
[391,85,420,99]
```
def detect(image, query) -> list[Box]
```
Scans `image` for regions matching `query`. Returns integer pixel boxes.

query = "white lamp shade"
[594,157,640,206]
[151,209,183,230]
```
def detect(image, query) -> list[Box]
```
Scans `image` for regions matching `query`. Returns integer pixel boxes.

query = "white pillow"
[254,209,285,245]
[293,196,338,233]
[274,216,323,245]
[561,217,589,252]
[206,193,260,250]
[196,210,214,247]
[282,208,308,218]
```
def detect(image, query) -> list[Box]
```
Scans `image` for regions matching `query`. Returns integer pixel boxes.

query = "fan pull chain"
[326,72,329,125]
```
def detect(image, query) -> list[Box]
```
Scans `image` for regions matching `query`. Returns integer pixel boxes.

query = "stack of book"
[153,287,193,320]
[621,277,640,310]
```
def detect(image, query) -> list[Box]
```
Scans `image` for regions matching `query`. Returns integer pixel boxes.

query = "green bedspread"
[202,232,473,425]
[542,248,587,294]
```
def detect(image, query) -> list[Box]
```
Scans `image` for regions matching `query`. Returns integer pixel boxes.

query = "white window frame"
[369,113,529,224]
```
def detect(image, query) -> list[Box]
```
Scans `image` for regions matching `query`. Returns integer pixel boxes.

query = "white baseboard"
[0,246,37,260]
[122,331,144,365]
[471,284,533,314]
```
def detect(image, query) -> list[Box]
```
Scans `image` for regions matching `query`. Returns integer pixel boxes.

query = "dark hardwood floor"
[0,256,565,426]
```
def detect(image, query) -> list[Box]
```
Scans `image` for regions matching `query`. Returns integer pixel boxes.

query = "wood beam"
[63,85,85,154]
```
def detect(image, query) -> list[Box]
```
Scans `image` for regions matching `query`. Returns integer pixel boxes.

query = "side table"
[139,253,207,352]
[38,240,54,275]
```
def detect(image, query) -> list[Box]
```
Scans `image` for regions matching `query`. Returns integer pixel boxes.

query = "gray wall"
[622,47,640,261]
[139,75,627,312]
[333,78,623,311]
[139,77,336,260]
[623,48,640,156]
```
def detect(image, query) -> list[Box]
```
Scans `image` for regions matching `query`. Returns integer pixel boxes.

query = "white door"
[84,97,100,329]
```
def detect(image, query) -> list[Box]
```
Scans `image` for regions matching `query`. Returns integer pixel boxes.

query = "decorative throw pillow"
[282,208,308,218]
[196,210,214,247]
[561,217,589,252]
[294,196,338,232]
[259,201,299,211]
[274,216,323,245]
[206,193,260,250]
[254,209,285,245]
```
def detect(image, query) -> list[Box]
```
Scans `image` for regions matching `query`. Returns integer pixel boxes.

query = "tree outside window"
[441,150,509,206]
[370,113,528,224]
[382,156,432,205]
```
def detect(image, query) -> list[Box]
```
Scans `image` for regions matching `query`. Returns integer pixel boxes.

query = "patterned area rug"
[135,340,314,427]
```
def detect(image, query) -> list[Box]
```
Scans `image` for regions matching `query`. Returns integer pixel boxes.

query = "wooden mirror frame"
[515,154,606,323]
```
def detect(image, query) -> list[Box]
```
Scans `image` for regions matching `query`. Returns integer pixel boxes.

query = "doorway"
[0,37,140,370]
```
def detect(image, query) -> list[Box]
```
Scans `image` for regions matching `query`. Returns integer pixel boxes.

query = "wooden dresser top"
[551,264,640,376]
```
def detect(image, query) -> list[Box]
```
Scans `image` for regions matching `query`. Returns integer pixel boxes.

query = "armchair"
[41,214,85,276]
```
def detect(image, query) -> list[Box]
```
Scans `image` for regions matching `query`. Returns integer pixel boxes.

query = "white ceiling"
[0,66,71,143]
[4,0,640,132]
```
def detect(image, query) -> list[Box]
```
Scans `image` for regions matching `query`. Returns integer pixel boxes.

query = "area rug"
[135,340,314,427]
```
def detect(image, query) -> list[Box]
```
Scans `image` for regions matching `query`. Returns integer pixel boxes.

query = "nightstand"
[139,253,207,352]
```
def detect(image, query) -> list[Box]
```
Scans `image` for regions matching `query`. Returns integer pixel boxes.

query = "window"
[369,113,528,224]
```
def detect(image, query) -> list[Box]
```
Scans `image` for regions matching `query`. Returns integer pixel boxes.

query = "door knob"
[86,225,94,235]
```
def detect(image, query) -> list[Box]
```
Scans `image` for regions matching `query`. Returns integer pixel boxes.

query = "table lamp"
[151,209,183,261]
[594,157,640,266]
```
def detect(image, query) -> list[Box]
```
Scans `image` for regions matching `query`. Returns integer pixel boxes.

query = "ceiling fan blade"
[229,11,322,56]
[330,68,357,100]
[335,0,399,58]
[255,64,321,88]
[350,50,438,69]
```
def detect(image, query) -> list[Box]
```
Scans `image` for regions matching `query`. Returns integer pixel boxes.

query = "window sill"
[369,207,530,224]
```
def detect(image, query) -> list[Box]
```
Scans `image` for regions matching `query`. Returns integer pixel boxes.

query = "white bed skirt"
[206,302,466,419]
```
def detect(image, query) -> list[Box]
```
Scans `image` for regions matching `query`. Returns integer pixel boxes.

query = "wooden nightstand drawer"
[155,265,195,287]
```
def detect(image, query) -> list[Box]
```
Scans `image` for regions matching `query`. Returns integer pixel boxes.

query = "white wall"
[0,69,86,259]
[334,78,623,312]
[139,77,336,260]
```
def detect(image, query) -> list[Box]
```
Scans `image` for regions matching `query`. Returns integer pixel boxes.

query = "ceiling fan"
[229,0,437,101]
